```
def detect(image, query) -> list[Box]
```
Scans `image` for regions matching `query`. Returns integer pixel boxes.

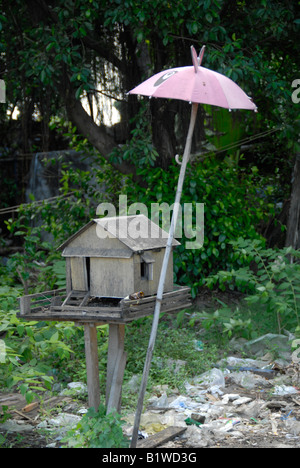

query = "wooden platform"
[18,286,191,412]
[18,286,191,324]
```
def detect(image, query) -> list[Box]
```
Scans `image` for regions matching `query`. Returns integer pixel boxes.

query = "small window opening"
[86,257,90,288]
[140,261,153,281]
[141,261,147,279]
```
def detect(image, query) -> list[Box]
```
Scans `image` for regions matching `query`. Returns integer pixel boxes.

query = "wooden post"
[84,323,100,409]
[106,324,127,414]
[19,295,30,316]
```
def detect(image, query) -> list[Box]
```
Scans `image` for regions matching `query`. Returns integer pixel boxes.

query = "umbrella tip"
[191,45,206,72]
[198,45,206,66]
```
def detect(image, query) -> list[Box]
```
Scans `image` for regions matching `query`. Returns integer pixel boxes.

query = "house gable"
[59,222,133,258]
[59,215,180,258]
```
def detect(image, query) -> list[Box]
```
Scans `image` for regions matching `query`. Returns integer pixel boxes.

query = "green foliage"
[0,271,111,403]
[1,0,298,162]
[0,283,79,402]
[124,156,274,297]
[61,405,129,448]
[103,0,225,47]
[4,147,123,293]
[206,238,300,333]
[201,303,253,340]
[110,103,159,168]
[124,315,220,394]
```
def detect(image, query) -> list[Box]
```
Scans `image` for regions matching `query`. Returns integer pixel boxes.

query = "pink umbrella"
[128,46,257,447]
[129,46,256,111]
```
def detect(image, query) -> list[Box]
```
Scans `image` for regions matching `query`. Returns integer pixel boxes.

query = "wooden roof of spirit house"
[59,215,180,299]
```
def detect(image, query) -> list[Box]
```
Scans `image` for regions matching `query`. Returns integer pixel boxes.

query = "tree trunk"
[62,75,147,186]
[285,153,300,250]
[151,99,177,170]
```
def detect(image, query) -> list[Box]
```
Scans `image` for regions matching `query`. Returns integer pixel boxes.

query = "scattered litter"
[280,410,293,421]
[190,413,206,424]
[184,417,203,427]
[60,381,87,396]
[143,422,167,435]
[221,393,240,404]
[35,412,82,437]
[219,356,271,369]
[284,419,300,436]
[244,333,292,357]
[228,370,271,389]
[0,420,34,433]
[193,340,204,351]
[272,385,299,396]
[195,368,225,389]
[217,418,241,433]
[1,333,300,448]
[232,396,252,406]
[124,333,300,447]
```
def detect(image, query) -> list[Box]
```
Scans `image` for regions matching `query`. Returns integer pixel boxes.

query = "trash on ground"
[123,333,300,448]
[1,333,300,448]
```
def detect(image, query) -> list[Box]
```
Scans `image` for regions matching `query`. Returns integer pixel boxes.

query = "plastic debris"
[232,396,252,406]
[272,385,299,395]
[184,417,203,427]
[228,370,270,389]
[123,337,300,447]
[193,368,225,394]
[194,340,204,351]
[284,419,300,436]
[60,381,87,396]
[218,418,241,433]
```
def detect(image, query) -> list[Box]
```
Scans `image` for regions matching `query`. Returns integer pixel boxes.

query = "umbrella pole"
[130,103,199,448]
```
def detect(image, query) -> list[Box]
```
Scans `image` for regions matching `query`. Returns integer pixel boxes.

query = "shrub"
[126,157,274,297]
[61,405,129,448]
[206,238,300,333]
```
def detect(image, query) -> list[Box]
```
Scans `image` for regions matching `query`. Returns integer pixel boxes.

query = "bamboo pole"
[130,103,199,448]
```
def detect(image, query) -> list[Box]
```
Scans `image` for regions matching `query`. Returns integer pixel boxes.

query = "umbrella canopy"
[128,46,257,448]
[129,46,257,111]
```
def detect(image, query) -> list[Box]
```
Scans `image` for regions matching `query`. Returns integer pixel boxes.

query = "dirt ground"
[0,393,76,448]
[1,377,299,449]
[161,386,300,449]
[1,291,299,449]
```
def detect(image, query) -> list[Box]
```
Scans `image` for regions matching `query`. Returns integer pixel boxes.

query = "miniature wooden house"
[18,215,191,412]
[18,215,191,323]
[59,214,179,299]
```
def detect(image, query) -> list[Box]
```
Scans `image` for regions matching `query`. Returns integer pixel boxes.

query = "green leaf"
[49,331,59,343]
[137,32,144,43]
[46,42,55,52]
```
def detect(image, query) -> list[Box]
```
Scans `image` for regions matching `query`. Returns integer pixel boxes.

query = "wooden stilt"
[84,323,100,409]
[106,324,127,413]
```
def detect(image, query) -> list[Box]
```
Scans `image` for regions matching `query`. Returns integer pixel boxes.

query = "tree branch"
[62,74,144,183]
